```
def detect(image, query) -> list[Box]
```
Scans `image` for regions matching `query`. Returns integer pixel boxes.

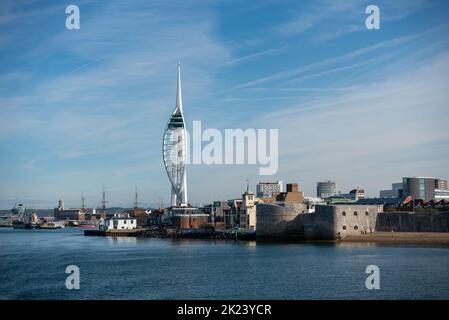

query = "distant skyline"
[1,0,449,209]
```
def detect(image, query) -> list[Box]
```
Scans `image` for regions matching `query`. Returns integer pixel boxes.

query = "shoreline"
[340,232,449,246]
[4,227,449,247]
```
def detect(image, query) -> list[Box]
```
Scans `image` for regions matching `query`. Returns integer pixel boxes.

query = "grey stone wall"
[257,203,382,240]
[256,203,449,241]
[256,202,310,240]
[312,205,382,240]
[376,212,449,232]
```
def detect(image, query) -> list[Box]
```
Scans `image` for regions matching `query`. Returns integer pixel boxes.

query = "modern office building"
[402,177,448,201]
[435,189,449,201]
[436,179,448,190]
[256,180,283,198]
[317,181,337,199]
[162,63,188,207]
[379,182,403,198]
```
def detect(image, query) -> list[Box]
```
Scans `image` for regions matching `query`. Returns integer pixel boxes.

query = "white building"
[100,213,137,231]
[240,190,261,230]
[303,197,325,213]
[256,180,283,198]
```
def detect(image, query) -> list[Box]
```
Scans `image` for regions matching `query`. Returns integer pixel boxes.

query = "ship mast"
[102,186,107,210]
[81,193,85,213]
[134,186,139,209]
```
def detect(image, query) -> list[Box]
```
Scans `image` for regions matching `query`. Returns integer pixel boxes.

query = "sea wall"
[376,211,449,232]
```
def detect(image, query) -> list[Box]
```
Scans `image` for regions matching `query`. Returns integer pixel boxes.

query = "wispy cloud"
[276,0,430,41]
[1,0,448,206]
[277,0,361,37]
[21,159,36,169]
[221,46,286,67]
[226,25,445,91]
[247,52,449,195]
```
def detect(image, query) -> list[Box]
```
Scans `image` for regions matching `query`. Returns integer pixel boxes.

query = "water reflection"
[107,236,137,245]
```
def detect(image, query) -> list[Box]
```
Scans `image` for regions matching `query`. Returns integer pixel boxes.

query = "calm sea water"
[0,227,448,300]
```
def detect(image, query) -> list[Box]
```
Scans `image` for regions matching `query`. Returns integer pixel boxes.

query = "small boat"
[76,222,97,229]
[38,221,65,229]
[12,221,37,229]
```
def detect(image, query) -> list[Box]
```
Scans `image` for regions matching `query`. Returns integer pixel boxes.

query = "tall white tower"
[162,63,188,207]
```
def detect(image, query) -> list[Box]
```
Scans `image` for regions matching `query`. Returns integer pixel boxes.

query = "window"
[342,225,347,230]
[365,211,369,216]
[124,220,127,224]
[354,211,358,216]
[342,211,346,216]
[354,225,358,230]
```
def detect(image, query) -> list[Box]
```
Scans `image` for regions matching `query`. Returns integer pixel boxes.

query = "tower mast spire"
[176,61,183,113]
[162,62,188,207]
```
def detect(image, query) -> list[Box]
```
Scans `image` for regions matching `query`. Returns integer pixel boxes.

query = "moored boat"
[77,222,97,229]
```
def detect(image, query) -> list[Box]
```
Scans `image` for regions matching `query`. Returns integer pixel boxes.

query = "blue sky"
[1,0,449,208]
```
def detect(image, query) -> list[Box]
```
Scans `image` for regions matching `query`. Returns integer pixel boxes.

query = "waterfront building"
[402,177,448,201]
[53,199,85,221]
[239,189,261,230]
[100,213,137,231]
[202,201,229,228]
[162,63,188,207]
[273,183,304,203]
[317,181,337,199]
[147,208,164,226]
[171,212,209,229]
[165,206,209,230]
[256,180,283,198]
[224,199,242,229]
[435,189,449,201]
